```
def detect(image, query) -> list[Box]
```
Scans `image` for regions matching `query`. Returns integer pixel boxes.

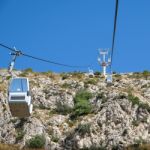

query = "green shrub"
[20,68,34,76]
[19,72,28,77]
[132,119,139,126]
[114,74,121,77]
[15,118,27,128]
[96,92,107,103]
[41,71,55,78]
[128,94,140,106]
[84,79,98,86]
[27,134,45,148]
[42,70,53,75]
[71,90,93,119]
[38,104,48,110]
[94,71,101,76]
[55,101,73,115]
[113,71,117,74]
[24,68,33,72]
[74,100,92,116]
[2,103,7,111]
[122,129,128,136]
[141,84,150,88]
[76,123,91,136]
[118,93,127,99]
[130,71,150,79]
[6,76,11,80]
[114,74,122,80]
[61,83,72,89]
[16,131,25,142]
[129,72,142,79]
[10,118,18,124]
[74,90,93,102]
[112,145,120,150]
[128,94,150,113]
[51,135,59,143]
[70,72,83,79]
[139,103,150,113]
[60,73,69,80]
[142,70,149,79]
[47,72,56,79]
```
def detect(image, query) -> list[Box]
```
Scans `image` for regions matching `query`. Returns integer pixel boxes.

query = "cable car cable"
[0,43,90,69]
[22,53,88,68]
[110,0,119,70]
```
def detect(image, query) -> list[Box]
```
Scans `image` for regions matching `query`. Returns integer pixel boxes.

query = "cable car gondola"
[106,74,112,83]
[8,77,33,117]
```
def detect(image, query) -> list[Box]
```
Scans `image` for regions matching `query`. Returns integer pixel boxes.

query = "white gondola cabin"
[8,77,32,117]
[106,74,112,83]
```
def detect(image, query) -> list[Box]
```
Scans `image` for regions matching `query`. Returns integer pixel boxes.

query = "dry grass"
[126,144,150,150]
[0,144,44,150]
[0,143,150,150]
[0,83,6,92]
[0,144,19,150]
[41,72,60,81]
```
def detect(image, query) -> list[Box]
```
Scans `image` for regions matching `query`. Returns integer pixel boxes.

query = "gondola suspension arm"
[8,48,22,77]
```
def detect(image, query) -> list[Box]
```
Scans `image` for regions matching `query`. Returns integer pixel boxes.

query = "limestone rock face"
[24,118,45,138]
[0,70,150,149]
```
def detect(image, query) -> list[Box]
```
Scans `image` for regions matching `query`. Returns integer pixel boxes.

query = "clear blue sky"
[0,0,150,73]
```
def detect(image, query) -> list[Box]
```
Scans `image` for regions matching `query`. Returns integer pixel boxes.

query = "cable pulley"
[8,49,22,76]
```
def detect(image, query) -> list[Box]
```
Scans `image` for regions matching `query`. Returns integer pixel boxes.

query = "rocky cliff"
[0,69,150,150]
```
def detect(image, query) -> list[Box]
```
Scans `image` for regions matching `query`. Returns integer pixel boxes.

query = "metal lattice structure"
[97,49,111,77]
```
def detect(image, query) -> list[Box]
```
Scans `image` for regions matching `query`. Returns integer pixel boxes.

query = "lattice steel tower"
[97,49,111,77]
